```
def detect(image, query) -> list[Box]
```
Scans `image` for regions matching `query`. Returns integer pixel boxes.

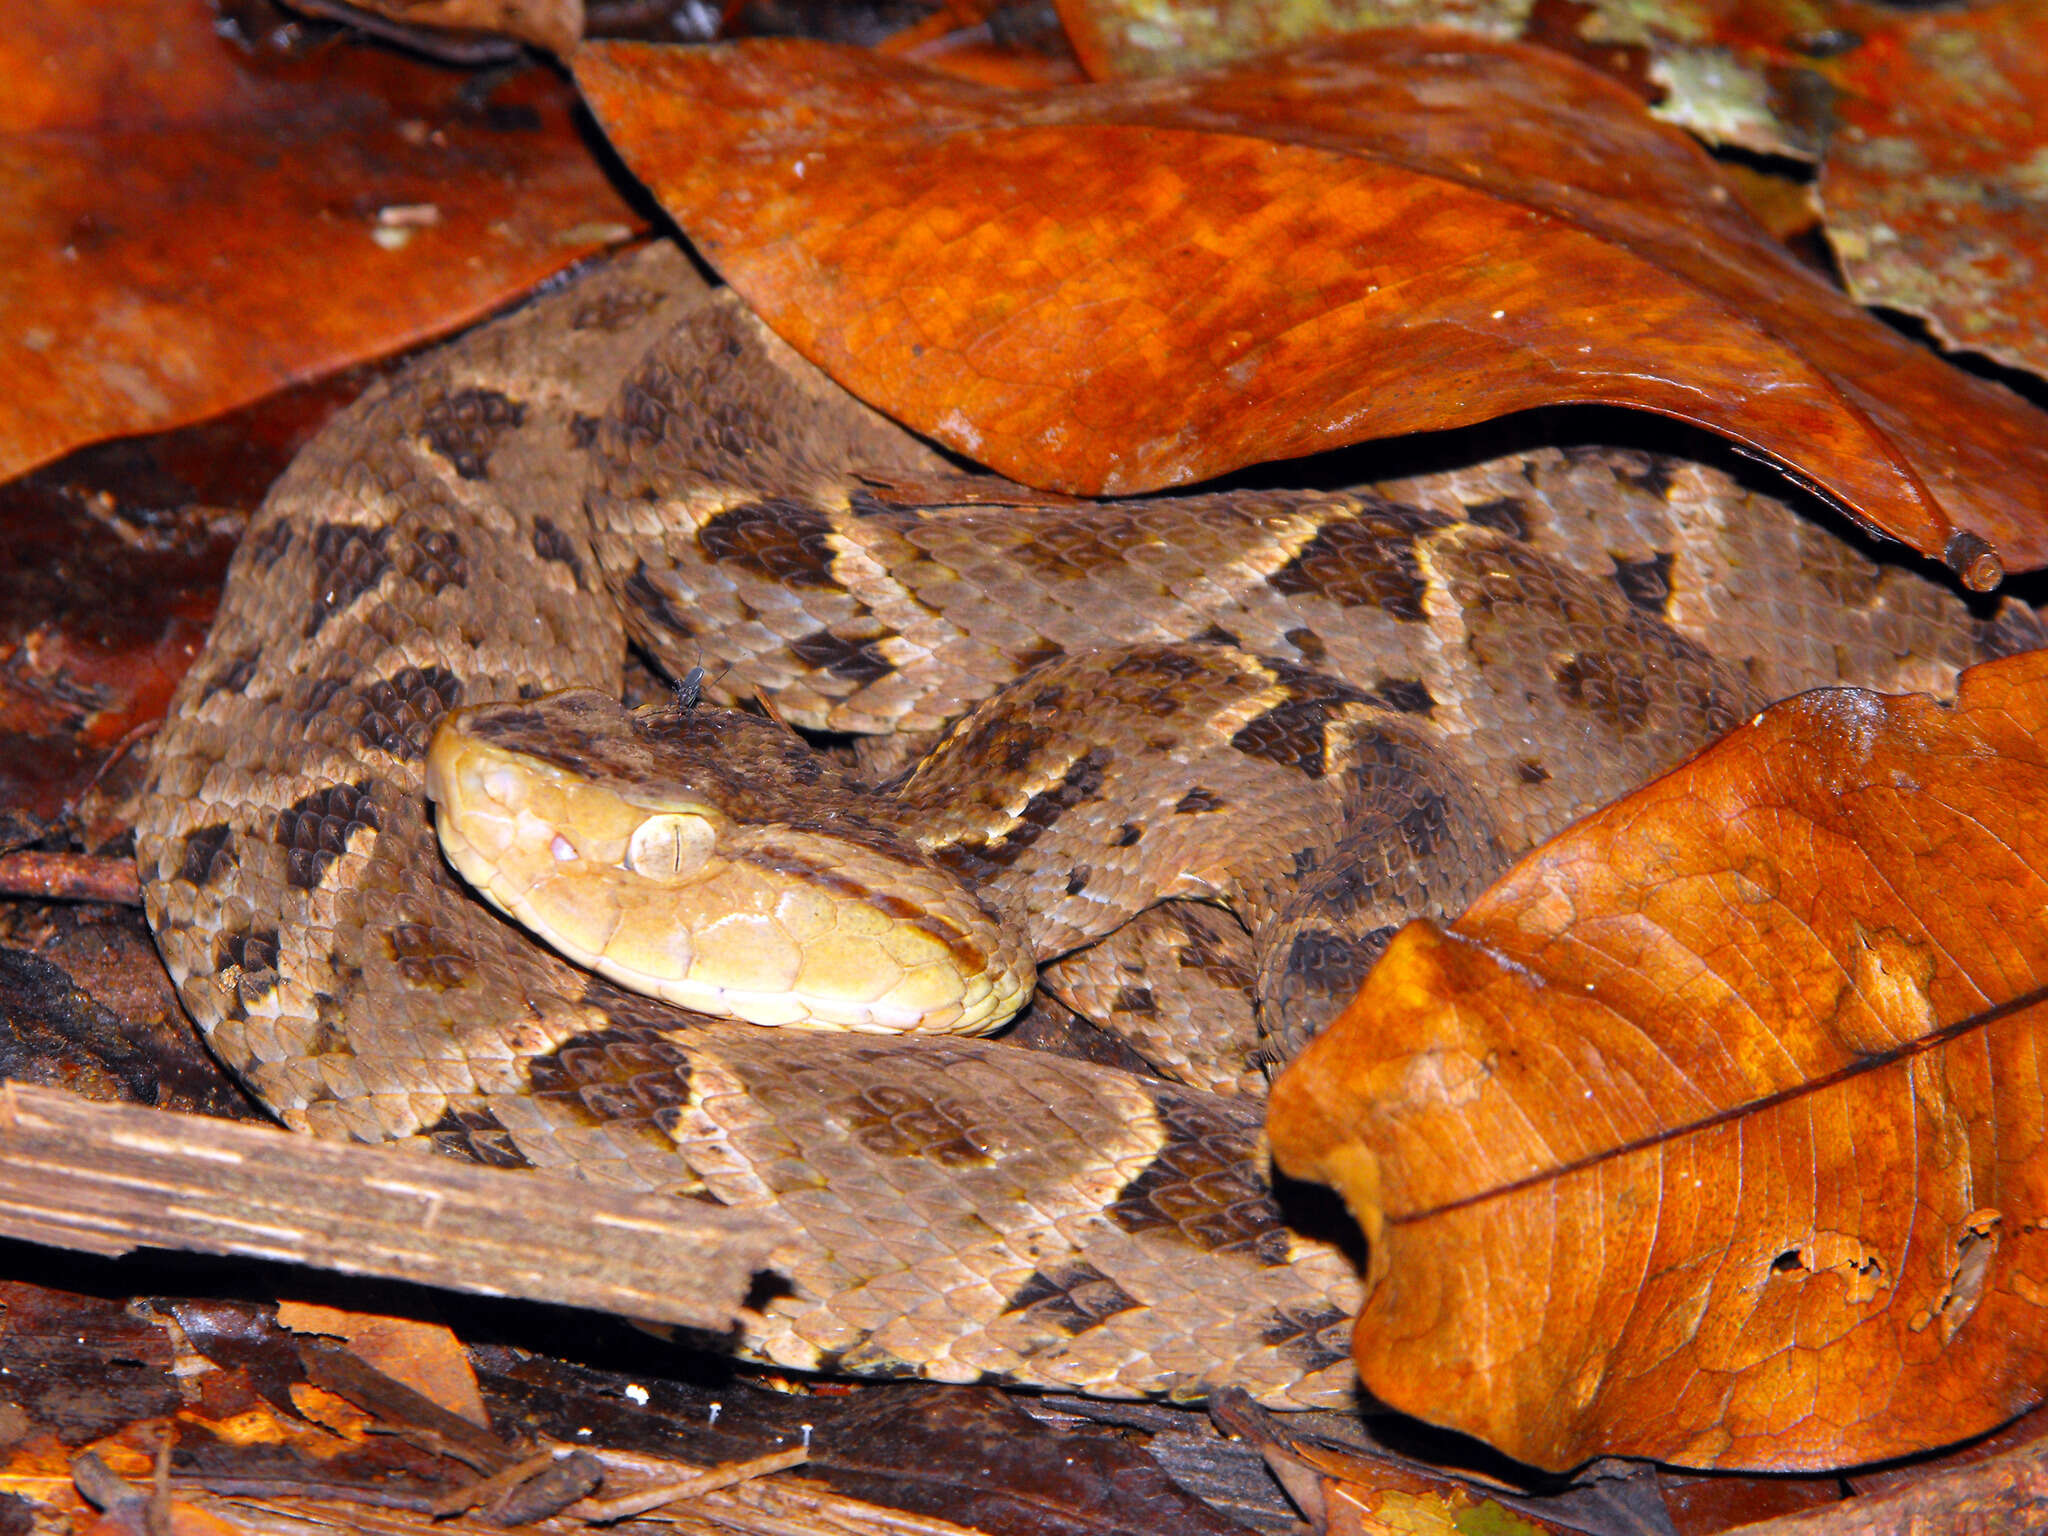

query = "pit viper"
[137,244,2040,1407]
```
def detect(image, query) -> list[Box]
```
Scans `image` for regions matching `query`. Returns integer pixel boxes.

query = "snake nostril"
[550,834,578,862]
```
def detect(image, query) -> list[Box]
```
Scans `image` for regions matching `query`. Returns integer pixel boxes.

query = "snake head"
[424,688,1032,1035]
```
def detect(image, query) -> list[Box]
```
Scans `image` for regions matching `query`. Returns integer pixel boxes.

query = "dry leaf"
[272,1303,489,1429]
[574,32,2048,583]
[1059,0,2048,353]
[0,0,640,483]
[1819,4,2048,380]
[1269,648,2048,1472]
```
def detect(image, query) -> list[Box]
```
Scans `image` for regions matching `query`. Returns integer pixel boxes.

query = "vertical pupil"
[628,814,708,877]
[630,819,677,874]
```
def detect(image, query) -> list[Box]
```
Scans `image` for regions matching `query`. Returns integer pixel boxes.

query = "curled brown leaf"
[1270,649,2048,1472]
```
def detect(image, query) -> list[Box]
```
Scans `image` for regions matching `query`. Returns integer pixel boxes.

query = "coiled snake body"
[137,246,2041,1407]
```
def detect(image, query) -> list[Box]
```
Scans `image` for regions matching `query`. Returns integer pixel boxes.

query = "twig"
[427,1447,561,1516]
[70,1451,134,1512]
[277,0,526,62]
[566,1446,810,1523]
[0,1082,789,1329]
[146,1433,175,1536]
[0,850,142,904]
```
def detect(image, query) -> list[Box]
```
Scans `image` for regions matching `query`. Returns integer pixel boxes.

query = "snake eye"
[624,813,716,881]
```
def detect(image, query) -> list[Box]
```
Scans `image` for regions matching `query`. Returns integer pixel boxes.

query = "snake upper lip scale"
[134,242,2044,1408]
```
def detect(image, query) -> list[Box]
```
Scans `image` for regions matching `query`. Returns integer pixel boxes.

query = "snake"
[135,243,2044,1409]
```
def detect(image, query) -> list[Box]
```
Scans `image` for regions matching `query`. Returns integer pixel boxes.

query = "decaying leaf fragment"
[0,0,638,482]
[574,32,2048,581]
[1821,3,2048,383]
[1269,648,2048,1473]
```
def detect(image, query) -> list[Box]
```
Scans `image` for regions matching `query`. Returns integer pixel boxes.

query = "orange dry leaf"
[1269,648,2048,1473]
[272,1302,489,1428]
[0,0,640,482]
[1820,4,2048,381]
[1064,0,2048,377]
[574,32,2048,583]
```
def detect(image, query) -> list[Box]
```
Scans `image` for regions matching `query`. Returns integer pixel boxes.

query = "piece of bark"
[0,917,259,1122]
[1722,1430,2048,1533]
[294,1337,514,1473]
[0,1082,786,1330]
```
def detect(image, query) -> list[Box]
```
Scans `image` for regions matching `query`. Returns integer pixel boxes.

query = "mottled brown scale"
[273,781,380,891]
[843,1082,997,1168]
[406,527,468,595]
[1265,505,1448,616]
[1611,551,1675,614]
[419,387,527,480]
[138,244,2043,1414]
[215,928,281,994]
[525,1027,698,1154]
[245,518,294,569]
[1277,930,1380,1011]
[697,499,842,588]
[352,666,463,761]
[304,524,392,638]
[621,560,696,638]
[788,626,896,683]
[1045,902,1267,1098]
[384,920,477,991]
[1014,512,1157,581]
[1003,1263,1145,1335]
[1553,650,1655,732]
[1108,1089,1292,1266]
[199,649,261,704]
[1259,1305,1352,1373]
[424,1102,535,1169]
[1463,497,1530,540]
[177,824,235,888]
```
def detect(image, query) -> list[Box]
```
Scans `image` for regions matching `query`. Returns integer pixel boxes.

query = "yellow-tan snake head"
[425,688,1034,1035]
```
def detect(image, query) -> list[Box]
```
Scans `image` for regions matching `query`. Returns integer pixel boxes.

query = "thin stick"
[426,1448,561,1517]
[566,1446,811,1523]
[0,850,142,904]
